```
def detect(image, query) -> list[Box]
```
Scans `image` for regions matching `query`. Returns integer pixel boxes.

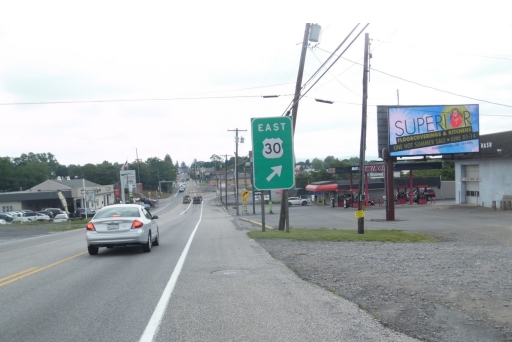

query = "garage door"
[464,165,480,205]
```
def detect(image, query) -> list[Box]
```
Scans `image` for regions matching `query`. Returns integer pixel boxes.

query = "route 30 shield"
[262,138,283,159]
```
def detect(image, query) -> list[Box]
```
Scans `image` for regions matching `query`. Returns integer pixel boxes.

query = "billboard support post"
[383,148,395,221]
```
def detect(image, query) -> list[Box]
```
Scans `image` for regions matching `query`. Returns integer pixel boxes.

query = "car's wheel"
[142,231,152,253]
[88,245,99,255]
[152,229,160,246]
[301,201,307,206]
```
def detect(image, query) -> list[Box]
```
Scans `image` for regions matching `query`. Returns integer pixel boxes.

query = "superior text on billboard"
[388,104,479,156]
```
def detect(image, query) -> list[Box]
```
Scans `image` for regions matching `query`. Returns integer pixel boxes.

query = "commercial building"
[0,177,114,213]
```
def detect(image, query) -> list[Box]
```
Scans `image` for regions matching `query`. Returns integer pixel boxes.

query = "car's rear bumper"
[86,230,148,247]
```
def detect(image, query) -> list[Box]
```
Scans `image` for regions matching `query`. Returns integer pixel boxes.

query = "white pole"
[82,178,88,219]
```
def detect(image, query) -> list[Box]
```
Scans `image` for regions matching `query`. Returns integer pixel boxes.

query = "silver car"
[288,197,310,206]
[85,204,160,255]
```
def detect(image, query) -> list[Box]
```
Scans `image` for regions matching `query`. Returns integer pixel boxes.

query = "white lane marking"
[179,202,193,215]
[139,201,203,342]
[151,201,173,214]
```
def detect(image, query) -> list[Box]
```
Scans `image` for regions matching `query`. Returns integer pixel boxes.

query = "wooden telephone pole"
[278,23,311,232]
[357,33,370,234]
[228,129,247,216]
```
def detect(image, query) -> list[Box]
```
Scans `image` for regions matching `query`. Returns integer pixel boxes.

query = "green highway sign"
[251,116,295,190]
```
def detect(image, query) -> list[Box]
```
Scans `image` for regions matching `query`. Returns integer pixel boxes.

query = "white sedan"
[53,213,70,223]
[35,213,51,222]
[288,197,310,206]
[85,204,160,255]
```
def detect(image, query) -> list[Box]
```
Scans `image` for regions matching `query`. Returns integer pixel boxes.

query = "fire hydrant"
[268,201,273,214]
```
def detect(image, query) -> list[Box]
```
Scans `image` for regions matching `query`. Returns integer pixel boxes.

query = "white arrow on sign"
[266,165,282,182]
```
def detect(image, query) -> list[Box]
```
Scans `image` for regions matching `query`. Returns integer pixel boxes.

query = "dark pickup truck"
[193,196,202,204]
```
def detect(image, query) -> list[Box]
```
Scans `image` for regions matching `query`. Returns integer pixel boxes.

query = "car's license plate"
[107,223,119,230]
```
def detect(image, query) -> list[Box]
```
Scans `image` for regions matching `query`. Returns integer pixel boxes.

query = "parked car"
[41,208,65,218]
[423,188,436,200]
[85,204,159,255]
[37,209,55,219]
[75,208,96,218]
[183,195,191,204]
[406,188,436,202]
[22,212,39,221]
[288,197,310,206]
[53,213,70,223]
[0,213,14,222]
[7,212,29,223]
[36,213,51,221]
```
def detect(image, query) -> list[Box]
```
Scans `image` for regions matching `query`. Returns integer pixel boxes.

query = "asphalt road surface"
[0,182,416,342]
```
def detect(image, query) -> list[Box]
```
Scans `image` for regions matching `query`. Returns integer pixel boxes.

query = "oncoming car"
[85,204,159,255]
[288,197,310,206]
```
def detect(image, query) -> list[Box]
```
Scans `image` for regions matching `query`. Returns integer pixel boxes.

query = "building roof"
[0,189,72,201]
[0,178,102,202]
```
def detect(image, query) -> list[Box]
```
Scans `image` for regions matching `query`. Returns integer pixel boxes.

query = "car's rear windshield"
[94,207,141,219]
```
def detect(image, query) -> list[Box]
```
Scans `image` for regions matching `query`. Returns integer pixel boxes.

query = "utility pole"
[357,33,370,234]
[249,150,256,214]
[136,148,141,185]
[220,154,231,211]
[279,23,311,232]
[228,128,247,216]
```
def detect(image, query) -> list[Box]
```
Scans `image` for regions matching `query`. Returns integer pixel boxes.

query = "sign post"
[251,116,295,191]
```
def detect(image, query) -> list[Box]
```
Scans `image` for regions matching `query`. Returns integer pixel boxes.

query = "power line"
[310,50,512,109]
[0,94,293,106]
[301,95,512,117]
[372,38,512,61]
[281,24,365,116]
[309,48,360,97]
[291,24,370,112]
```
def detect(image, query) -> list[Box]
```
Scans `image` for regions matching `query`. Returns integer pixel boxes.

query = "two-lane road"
[0,184,205,342]
[1,182,416,341]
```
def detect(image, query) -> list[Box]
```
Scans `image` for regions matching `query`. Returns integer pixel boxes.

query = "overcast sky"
[1,2,511,168]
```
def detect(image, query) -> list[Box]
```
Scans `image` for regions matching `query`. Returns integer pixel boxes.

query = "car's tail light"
[131,220,144,229]
[86,222,96,231]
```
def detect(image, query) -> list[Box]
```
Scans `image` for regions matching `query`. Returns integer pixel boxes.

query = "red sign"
[114,188,121,197]
[364,165,385,172]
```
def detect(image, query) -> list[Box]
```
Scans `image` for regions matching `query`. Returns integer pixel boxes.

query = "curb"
[240,217,274,230]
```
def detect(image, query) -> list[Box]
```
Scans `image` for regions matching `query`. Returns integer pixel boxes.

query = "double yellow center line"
[0,251,86,288]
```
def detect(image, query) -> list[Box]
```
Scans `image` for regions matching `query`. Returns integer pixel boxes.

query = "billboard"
[388,104,479,157]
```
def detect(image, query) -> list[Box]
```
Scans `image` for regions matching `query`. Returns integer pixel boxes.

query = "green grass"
[49,223,87,231]
[7,219,91,231]
[248,228,437,243]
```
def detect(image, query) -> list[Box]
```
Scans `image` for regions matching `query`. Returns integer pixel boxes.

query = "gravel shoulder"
[249,205,512,342]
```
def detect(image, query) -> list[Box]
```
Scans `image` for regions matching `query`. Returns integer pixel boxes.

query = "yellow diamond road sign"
[354,210,365,219]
